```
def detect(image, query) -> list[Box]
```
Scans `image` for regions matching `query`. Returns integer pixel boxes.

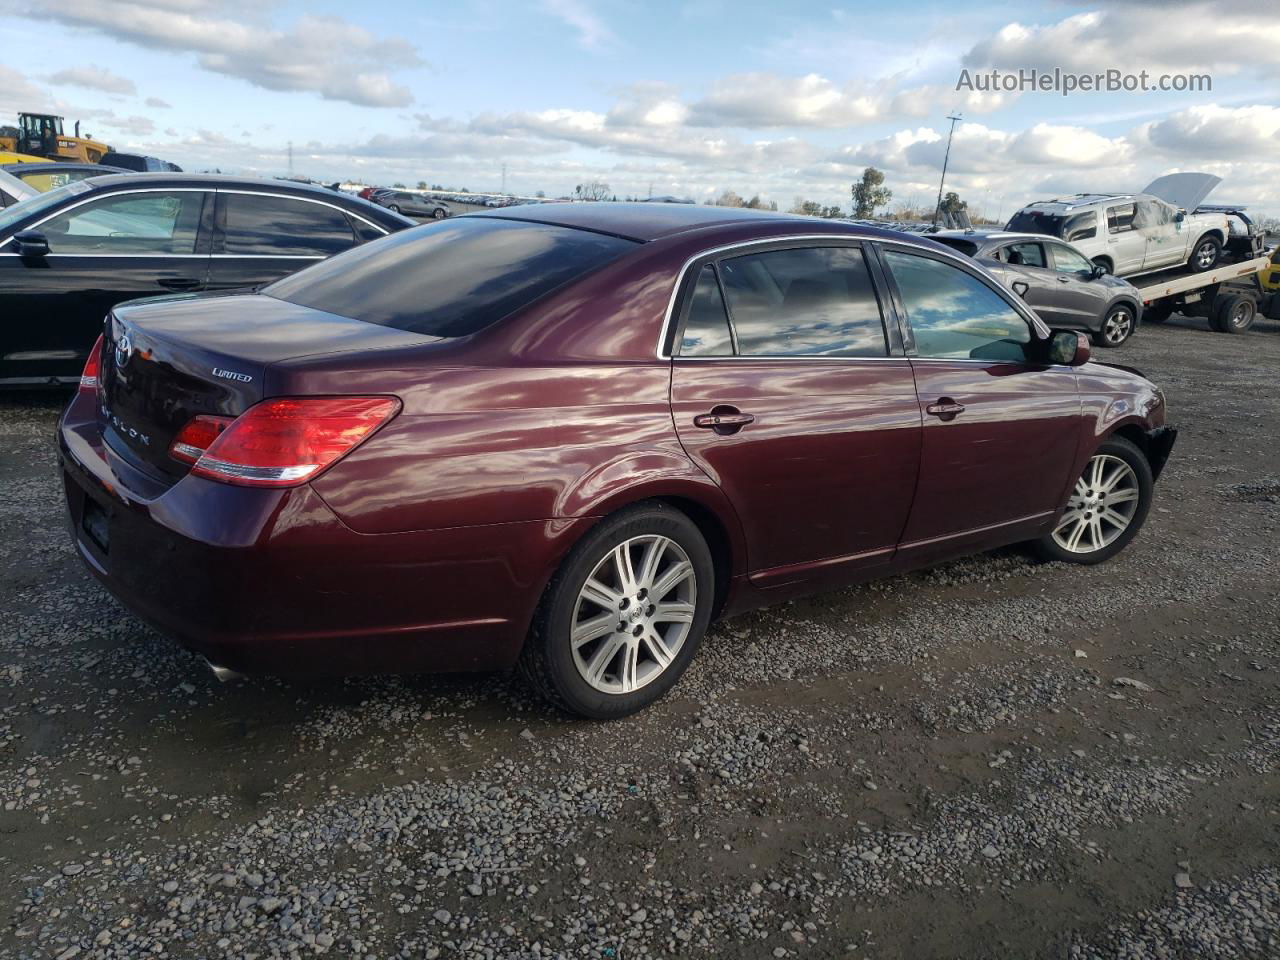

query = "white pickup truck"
[1006,173,1232,279]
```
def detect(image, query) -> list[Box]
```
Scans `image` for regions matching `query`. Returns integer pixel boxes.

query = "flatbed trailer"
[1134,248,1280,334]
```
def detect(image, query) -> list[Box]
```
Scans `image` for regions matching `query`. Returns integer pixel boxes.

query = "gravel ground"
[1,311,1277,959]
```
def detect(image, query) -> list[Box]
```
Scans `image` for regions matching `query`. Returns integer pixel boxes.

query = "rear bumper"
[58,398,588,676]
[1146,425,1177,481]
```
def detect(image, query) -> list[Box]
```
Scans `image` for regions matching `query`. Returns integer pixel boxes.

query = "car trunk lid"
[98,292,433,482]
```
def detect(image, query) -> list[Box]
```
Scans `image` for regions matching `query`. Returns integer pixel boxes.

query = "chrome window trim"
[0,185,390,252]
[655,233,1050,361]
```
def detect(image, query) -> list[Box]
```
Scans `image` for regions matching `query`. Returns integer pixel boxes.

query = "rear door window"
[265,217,636,337]
[222,194,357,257]
[40,190,205,254]
[1107,203,1137,234]
[716,246,888,358]
[1062,211,1097,242]
[1002,241,1047,268]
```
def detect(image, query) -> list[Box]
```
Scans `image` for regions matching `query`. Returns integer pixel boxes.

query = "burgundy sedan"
[59,203,1176,718]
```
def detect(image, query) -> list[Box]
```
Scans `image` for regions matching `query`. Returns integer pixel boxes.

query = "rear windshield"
[264,216,637,338]
[929,236,979,257]
[1005,209,1098,243]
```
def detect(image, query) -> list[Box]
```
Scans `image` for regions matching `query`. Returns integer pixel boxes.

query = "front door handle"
[925,398,966,421]
[693,406,755,435]
[1057,276,1071,283]
[156,277,202,291]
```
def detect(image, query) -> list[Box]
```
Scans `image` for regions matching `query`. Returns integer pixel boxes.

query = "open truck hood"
[1141,172,1221,211]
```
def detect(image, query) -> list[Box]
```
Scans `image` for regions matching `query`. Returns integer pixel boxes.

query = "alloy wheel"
[1052,454,1140,554]
[1195,241,1217,269]
[1103,307,1133,345]
[570,535,697,695]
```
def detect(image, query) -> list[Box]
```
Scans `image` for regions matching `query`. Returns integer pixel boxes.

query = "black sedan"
[932,230,1144,347]
[0,174,412,387]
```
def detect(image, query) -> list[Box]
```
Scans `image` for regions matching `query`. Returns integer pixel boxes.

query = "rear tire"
[1091,303,1136,348]
[1210,293,1256,334]
[389,204,401,214]
[519,502,715,719]
[1034,436,1153,565]
[1188,235,1221,273]
[432,208,446,219]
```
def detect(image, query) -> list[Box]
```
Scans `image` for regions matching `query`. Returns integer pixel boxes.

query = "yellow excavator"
[0,112,112,163]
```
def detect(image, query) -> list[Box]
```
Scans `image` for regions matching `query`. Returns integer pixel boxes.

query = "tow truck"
[1135,245,1279,334]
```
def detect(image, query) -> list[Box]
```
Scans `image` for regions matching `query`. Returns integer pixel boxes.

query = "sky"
[2,0,1278,219]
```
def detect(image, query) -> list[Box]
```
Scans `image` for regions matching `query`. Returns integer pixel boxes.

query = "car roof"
[1,162,131,175]
[934,230,1054,244]
[467,200,833,242]
[75,172,366,198]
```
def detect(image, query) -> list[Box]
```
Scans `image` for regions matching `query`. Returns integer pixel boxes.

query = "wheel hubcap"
[1104,309,1132,344]
[571,535,697,695]
[1052,454,1140,554]
[1197,244,1215,268]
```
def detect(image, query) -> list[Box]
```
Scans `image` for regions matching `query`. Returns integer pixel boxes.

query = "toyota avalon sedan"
[59,205,1176,718]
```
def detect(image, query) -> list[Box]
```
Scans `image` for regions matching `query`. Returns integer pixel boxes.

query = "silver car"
[373,190,450,220]
[1006,173,1230,279]
[933,230,1145,347]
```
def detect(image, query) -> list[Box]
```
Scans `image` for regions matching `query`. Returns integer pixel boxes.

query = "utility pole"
[501,163,507,195]
[932,114,961,228]
[287,141,293,179]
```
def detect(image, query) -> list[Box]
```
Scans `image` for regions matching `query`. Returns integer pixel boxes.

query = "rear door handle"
[925,398,966,421]
[693,408,755,435]
[156,277,202,291]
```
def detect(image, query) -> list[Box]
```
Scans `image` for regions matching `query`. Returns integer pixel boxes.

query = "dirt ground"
[1,310,1276,959]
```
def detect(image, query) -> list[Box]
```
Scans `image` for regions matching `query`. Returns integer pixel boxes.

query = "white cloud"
[146,97,172,109]
[14,0,422,107]
[964,4,1280,76]
[1133,104,1280,158]
[47,65,137,95]
[690,73,881,128]
[540,0,615,50]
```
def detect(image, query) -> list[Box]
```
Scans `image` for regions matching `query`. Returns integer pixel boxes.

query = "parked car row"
[0,174,411,385]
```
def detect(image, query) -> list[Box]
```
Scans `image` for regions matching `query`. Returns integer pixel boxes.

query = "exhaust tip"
[204,658,245,683]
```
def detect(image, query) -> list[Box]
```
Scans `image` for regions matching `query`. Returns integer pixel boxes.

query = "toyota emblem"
[115,334,132,368]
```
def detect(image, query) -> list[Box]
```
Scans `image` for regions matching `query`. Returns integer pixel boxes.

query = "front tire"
[389,204,401,214]
[1092,303,1136,348]
[1189,235,1221,273]
[1034,437,1153,565]
[1090,257,1113,275]
[519,503,715,719]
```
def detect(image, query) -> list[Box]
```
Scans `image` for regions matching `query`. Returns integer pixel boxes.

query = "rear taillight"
[186,396,400,487]
[80,334,104,392]
[169,415,235,464]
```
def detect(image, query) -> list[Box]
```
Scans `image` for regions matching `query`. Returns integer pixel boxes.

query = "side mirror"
[1090,263,1107,279]
[1047,330,1090,366]
[1174,210,1186,223]
[13,231,50,258]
